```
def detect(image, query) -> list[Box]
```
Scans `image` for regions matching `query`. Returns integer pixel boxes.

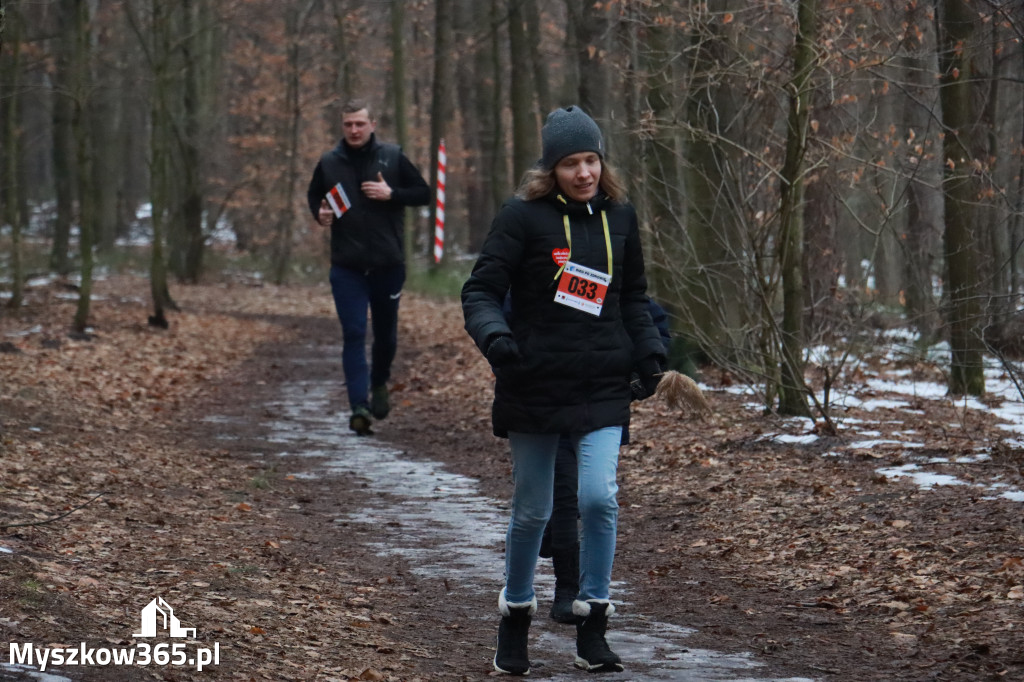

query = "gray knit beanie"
[541,106,605,170]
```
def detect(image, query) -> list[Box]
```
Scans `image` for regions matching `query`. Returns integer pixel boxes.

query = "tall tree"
[775,0,819,416]
[428,0,454,263]
[144,0,175,327]
[274,1,317,284]
[567,0,612,125]
[89,5,123,253]
[897,3,943,342]
[486,0,508,221]
[679,2,747,353]
[71,0,95,334]
[174,0,206,282]
[638,0,680,292]
[391,0,415,262]
[937,0,985,395]
[454,0,496,252]
[49,0,76,275]
[507,0,539,183]
[522,0,551,116]
[328,0,358,99]
[2,1,23,309]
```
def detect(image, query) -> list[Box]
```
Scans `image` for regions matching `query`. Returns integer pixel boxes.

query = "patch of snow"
[0,665,74,682]
[877,463,966,489]
[848,439,915,449]
[774,434,819,445]
[5,325,43,337]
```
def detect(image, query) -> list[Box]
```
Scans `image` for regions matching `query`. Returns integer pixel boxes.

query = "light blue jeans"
[503,427,621,604]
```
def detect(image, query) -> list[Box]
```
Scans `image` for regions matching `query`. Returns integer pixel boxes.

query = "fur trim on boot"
[495,589,537,675]
[573,599,623,673]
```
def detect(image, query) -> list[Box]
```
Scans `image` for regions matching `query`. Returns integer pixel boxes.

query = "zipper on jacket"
[553,211,613,281]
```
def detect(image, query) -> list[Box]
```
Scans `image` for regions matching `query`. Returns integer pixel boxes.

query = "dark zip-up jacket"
[307,134,429,270]
[462,191,665,438]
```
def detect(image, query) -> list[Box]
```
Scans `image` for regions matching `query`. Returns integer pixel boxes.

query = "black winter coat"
[306,134,429,270]
[462,191,665,438]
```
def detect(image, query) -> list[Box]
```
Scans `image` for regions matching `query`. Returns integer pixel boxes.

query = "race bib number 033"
[554,261,610,316]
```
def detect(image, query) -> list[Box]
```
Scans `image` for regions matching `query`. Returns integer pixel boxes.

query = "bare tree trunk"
[274,2,316,284]
[620,1,645,208]
[776,0,818,417]
[640,2,682,305]
[428,0,454,264]
[681,1,746,353]
[328,0,357,108]
[91,58,119,253]
[937,0,985,396]
[390,0,414,262]
[567,0,611,126]
[522,0,551,116]
[453,0,491,253]
[50,0,76,275]
[178,0,205,283]
[71,0,94,334]
[898,4,943,342]
[3,3,23,309]
[390,0,408,150]
[148,1,174,328]
[1014,43,1024,302]
[980,17,1012,346]
[487,0,507,218]
[507,0,539,184]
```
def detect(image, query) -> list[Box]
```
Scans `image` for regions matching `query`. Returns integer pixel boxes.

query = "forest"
[2,0,1024,419]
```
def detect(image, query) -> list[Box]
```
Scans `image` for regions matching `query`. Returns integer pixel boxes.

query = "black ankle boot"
[573,599,623,673]
[550,547,579,624]
[494,591,536,676]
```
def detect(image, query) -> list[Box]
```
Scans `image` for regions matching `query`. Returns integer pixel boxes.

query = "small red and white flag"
[434,140,446,264]
[326,182,352,218]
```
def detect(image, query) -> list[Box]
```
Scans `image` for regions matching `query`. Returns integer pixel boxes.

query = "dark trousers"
[328,263,405,410]
[547,435,580,553]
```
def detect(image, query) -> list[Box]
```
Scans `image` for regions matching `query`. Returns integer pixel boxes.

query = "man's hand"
[361,172,393,201]
[317,200,333,227]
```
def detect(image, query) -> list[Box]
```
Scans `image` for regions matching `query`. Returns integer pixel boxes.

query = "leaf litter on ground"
[2,274,1023,680]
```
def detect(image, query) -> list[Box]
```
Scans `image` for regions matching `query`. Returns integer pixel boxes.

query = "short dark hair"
[341,98,373,119]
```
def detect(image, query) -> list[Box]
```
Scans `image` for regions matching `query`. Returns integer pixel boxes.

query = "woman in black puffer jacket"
[462,106,665,676]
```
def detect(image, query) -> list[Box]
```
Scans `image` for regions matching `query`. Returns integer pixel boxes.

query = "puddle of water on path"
[243,372,814,682]
[0,664,75,682]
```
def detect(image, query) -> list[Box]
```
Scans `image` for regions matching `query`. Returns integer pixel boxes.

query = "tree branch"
[1,492,108,529]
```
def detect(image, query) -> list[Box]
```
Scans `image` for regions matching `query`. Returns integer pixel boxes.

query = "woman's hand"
[486,335,522,368]
[632,356,664,400]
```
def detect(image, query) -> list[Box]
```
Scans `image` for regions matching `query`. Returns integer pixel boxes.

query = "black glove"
[629,371,645,401]
[485,335,522,368]
[633,356,664,400]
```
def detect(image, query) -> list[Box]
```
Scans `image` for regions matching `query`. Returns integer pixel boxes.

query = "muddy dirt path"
[199,313,823,681]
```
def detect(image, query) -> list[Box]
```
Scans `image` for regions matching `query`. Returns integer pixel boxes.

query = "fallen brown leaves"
[0,276,418,681]
[387,292,1024,681]
[3,275,1024,680]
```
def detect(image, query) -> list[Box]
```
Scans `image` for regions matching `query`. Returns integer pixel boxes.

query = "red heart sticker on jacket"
[552,248,570,267]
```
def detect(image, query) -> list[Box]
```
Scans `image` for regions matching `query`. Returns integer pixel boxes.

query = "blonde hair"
[516,160,627,203]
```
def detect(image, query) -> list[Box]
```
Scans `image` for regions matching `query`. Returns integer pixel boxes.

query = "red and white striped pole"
[434,139,446,264]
